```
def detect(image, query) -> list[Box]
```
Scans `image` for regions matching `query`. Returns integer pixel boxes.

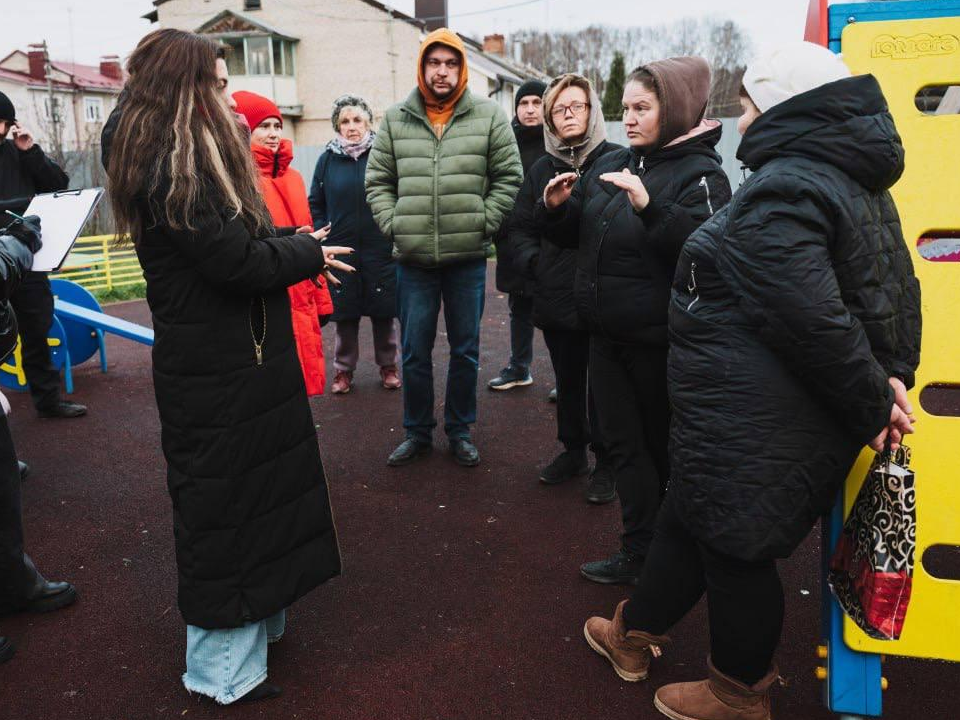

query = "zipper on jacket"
[699,176,714,215]
[686,261,700,311]
[433,142,440,265]
[637,156,646,176]
[272,153,280,179]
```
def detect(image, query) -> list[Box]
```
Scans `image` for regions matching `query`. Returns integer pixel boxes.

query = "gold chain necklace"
[250,296,266,366]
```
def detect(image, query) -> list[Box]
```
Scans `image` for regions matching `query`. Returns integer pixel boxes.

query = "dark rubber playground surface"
[1,268,955,719]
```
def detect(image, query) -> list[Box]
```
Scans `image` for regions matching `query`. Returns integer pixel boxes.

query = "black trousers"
[588,337,669,555]
[0,413,38,611]
[542,327,603,457]
[622,492,785,685]
[507,292,535,373]
[9,272,61,411]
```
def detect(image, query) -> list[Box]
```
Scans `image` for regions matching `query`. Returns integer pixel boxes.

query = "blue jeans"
[182,610,285,704]
[397,259,486,442]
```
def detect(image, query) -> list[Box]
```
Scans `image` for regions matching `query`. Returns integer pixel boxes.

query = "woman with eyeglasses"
[509,74,621,499]
[536,58,731,586]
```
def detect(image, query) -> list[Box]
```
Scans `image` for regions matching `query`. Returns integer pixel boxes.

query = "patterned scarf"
[328,131,375,161]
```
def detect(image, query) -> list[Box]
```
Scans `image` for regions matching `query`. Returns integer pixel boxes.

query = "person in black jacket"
[488,78,547,392]
[103,29,354,704]
[0,215,77,664]
[509,74,620,497]
[583,43,919,720]
[309,94,400,394]
[539,58,731,585]
[0,92,86,419]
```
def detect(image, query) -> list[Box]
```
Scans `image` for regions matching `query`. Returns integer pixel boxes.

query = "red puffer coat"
[252,139,333,395]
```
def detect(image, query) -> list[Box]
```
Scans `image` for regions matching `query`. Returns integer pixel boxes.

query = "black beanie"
[515,79,547,112]
[0,91,15,123]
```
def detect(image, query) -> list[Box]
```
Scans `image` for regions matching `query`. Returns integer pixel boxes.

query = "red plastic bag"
[828,446,915,640]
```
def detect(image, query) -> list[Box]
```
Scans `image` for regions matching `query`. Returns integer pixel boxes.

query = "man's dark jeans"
[397,259,486,443]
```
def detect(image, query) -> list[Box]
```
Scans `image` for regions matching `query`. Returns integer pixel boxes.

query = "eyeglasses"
[551,102,590,119]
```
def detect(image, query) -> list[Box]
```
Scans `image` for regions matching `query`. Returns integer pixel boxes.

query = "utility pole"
[30,41,62,156]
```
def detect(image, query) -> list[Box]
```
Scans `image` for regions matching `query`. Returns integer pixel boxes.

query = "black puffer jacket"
[494,118,547,294]
[509,140,620,330]
[538,123,731,345]
[668,75,921,562]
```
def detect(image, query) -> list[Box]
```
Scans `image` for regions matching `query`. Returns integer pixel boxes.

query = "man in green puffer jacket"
[366,28,522,468]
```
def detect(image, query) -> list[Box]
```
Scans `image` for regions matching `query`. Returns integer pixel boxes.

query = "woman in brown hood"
[537,57,731,588]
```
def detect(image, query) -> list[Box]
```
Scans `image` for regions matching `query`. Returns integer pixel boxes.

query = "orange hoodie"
[417,28,469,136]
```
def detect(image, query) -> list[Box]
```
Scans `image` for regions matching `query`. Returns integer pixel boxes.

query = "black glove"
[5,215,42,254]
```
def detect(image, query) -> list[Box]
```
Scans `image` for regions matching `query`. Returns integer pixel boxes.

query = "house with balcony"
[145,0,546,146]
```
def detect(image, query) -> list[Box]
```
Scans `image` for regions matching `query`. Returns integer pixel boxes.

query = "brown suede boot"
[583,599,670,681]
[653,656,778,720]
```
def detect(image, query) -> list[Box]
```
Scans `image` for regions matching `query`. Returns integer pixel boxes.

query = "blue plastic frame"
[829,1,960,51]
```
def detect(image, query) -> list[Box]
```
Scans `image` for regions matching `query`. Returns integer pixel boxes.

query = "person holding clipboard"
[0,91,87,419]
[0,214,78,663]
[104,29,354,705]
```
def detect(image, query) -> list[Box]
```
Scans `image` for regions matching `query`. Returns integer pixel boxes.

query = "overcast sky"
[1,0,809,66]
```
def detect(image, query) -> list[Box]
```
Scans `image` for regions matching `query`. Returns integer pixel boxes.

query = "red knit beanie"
[232,91,282,131]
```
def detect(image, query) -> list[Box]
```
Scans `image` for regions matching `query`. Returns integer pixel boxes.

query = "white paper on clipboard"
[24,188,104,272]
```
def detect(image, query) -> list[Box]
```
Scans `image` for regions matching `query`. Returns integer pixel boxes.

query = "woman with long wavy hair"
[105,29,352,705]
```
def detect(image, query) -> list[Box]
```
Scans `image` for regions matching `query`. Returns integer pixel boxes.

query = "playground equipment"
[0,279,153,394]
[807,1,960,717]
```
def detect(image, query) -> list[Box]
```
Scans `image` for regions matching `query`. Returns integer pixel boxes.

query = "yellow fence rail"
[53,234,142,293]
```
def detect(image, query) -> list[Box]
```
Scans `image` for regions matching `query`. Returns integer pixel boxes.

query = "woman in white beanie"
[582,42,921,720]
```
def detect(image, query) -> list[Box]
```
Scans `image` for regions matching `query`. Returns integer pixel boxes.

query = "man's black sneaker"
[585,465,616,504]
[539,450,588,485]
[38,401,87,419]
[450,438,480,467]
[387,439,432,467]
[17,461,29,483]
[0,637,14,664]
[547,387,557,403]
[580,551,644,585]
[487,366,533,391]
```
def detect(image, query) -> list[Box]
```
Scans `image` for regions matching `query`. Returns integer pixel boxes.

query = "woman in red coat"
[234,90,335,396]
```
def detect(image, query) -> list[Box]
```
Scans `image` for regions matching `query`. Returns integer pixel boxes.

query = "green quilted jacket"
[365,89,522,267]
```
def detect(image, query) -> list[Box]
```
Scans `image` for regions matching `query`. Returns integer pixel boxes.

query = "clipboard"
[23,188,105,272]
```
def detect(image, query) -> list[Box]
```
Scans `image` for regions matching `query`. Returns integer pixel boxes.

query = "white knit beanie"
[743,41,852,113]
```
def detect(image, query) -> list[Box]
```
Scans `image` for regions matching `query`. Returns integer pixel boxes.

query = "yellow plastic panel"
[840,16,960,661]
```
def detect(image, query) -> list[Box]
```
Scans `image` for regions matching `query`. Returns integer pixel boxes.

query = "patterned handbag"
[828,445,916,640]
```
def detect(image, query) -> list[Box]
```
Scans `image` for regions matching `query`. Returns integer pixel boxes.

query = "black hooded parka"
[667,75,921,562]
[538,124,732,346]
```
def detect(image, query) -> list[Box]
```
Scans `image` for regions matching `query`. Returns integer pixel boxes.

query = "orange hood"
[417,28,469,133]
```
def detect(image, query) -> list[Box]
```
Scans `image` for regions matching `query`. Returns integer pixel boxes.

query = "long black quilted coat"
[135,208,342,629]
[667,75,921,562]
[537,125,732,346]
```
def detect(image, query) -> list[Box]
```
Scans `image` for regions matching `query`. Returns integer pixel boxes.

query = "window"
[44,97,62,122]
[223,38,246,76]
[215,36,295,77]
[246,36,271,75]
[244,0,262,9]
[84,97,104,123]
